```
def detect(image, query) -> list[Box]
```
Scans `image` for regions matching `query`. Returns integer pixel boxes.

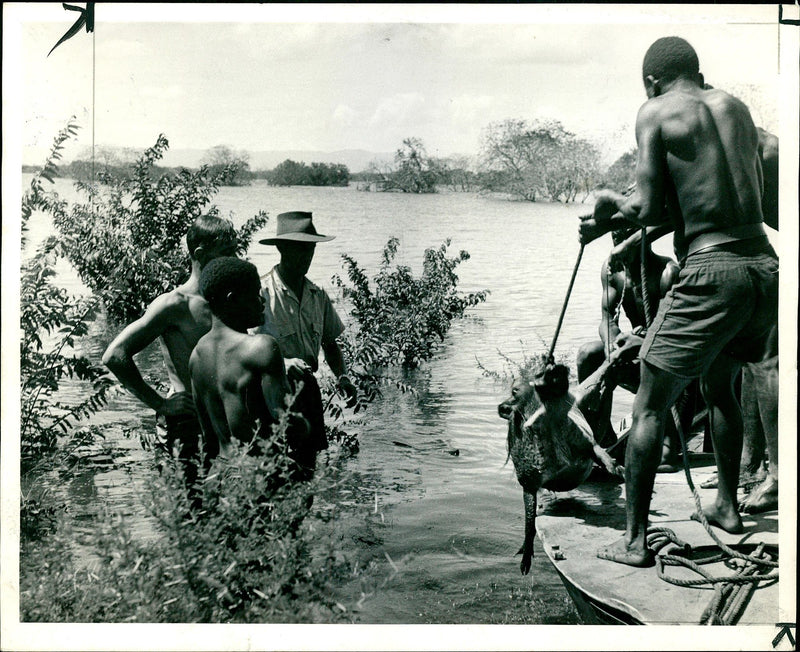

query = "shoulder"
[261,266,280,288]
[304,276,325,296]
[635,97,666,125]
[150,287,192,316]
[601,262,624,289]
[242,333,283,368]
[704,87,745,111]
[122,289,188,332]
[758,127,778,159]
[704,88,755,127]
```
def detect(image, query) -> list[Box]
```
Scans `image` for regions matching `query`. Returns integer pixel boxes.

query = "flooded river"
[23,178,669,623]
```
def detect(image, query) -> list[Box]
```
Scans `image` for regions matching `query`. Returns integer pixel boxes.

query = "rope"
[547,243,585,364]
[639,227,654,324]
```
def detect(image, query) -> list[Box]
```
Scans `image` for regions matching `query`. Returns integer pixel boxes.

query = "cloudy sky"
[8,3,782,167]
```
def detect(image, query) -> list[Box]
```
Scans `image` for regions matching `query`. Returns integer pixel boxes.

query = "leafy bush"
[335,237,488,370]
[49,134,269,322]
[20,405,355,623]
[263,159,350,187]
[20,119,113,471]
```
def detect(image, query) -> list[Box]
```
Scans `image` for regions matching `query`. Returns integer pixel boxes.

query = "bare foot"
[657,459,681,473]
[690,504,743,534]
[597,537,655,567]
[700,472,718,489]
[739,476,778,514]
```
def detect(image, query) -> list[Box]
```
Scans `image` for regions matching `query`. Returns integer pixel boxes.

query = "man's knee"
[636,361,690,410]
[577,340,604,382]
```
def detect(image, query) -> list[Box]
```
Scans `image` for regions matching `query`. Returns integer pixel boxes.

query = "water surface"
[23,178,657,623]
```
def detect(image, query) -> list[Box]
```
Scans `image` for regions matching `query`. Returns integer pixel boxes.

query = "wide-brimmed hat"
[259,211,335,245]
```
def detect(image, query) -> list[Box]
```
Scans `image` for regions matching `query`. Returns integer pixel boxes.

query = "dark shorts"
[155,401,203,460]
[283,371,329,481]
[640,238,778,379]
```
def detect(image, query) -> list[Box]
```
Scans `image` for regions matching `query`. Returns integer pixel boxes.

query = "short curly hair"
[642,36,699,84]
[199,256,260,314]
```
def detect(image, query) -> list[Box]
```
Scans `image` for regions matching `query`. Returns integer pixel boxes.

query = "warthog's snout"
[498,379,537,422]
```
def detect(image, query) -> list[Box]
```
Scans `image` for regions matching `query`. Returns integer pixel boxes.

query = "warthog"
[498,360,622,575]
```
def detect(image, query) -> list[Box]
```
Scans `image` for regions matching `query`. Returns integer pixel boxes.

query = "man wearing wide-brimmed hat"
[258,211,357,474]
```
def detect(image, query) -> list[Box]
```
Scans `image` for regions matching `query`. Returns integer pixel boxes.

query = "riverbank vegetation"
[19,122,488,623]
[258,159,350,187]
[23,113,641,200]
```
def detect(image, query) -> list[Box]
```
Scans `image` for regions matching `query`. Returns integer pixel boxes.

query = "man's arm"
[608,223,674,265]
[599,265,623,358]
[102,294,194,416]
[256,336,291,422]
[320,294,358,405]
[757,127,778,231]
[594,102,669,228]
[254,336,311,447]
[322,339,358,406]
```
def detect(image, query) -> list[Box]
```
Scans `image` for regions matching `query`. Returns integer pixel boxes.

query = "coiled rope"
[637,226,777,624]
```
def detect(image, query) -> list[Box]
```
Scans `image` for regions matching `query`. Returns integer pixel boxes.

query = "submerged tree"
[202,145,252,186]
[480,118,602,202]
[389,138,440,193]
[20,119,113,471]
[266,159,350,187]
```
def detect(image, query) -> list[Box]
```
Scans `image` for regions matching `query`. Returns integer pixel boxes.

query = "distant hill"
[160,148,395,174]
[22,146,395,175]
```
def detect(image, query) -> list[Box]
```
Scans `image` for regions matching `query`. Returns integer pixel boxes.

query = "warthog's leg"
[518,489,538,575]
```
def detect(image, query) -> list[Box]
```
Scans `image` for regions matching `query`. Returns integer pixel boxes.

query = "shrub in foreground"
[20,420,354,623]
[21,118,113,472]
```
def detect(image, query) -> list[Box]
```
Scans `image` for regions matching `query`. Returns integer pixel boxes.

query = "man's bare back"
[635,85,763,249]
[189,256,314,476]
[191,328,287,455]
[103,215,238,418]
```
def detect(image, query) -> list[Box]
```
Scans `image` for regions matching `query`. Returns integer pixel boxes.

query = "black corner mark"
[773,623,796,649]
[779,5,800,26]
[48,2,95,57]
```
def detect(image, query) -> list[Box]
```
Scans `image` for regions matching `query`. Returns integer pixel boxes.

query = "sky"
[8,3,782,168]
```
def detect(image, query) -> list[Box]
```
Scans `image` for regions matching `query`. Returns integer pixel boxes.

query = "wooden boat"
[535,451,779,625]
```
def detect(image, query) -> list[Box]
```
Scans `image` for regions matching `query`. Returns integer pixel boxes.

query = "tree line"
[23,119,638,201]
[355,125,635,202]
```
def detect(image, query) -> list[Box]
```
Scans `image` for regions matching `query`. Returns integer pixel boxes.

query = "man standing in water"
[257,211,358,472]
[591,37,777,567]
[189,257,312,476]
[103,215,239,495]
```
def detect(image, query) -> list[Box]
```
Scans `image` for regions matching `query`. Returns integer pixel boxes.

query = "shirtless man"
[738,127,779,514]
[576,223,680,461]
[189,257,312,478]
[102,215,238,490]
[590,37,778,567]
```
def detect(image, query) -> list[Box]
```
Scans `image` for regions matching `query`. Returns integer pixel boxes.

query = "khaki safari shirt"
[259,266,345,372]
